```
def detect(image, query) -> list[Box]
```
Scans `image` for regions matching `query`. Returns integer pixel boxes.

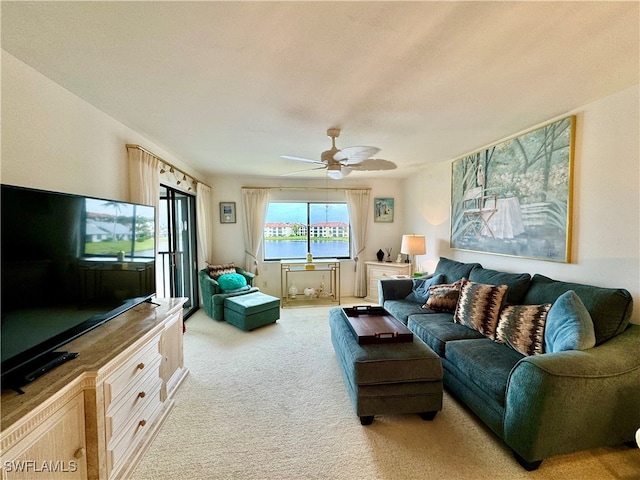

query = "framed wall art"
[450,116,575,262]
[219,202,236,223]
[374,198,394,223]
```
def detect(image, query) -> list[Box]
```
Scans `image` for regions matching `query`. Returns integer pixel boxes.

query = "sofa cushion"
[425,281,462,312]
[445,338,523,406]
[382,300,425,325]
[469,267,531,305]
[207,262,236,279]
[408,313,484,357]
[405,273,444,304]
[217,272,249,292]
[523,274,633,345]
[434,257,482,284]
[453,279,508,339]
[544,290,596,353]
[495,304,551,356]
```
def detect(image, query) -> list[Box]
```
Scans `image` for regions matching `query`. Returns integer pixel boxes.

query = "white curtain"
[241,187,270,275]
[196,182,213,268]
[127,146,161,296]
[127,146,160,207]
[345,189,371,297]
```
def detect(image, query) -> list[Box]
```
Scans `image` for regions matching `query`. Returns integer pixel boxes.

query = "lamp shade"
[400,234,426,255]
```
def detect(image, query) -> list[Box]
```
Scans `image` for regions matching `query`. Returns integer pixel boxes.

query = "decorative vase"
[304,287,316,298]
[288,283,298,299]
[376,249,384,262]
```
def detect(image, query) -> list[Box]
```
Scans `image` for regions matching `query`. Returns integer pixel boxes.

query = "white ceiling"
[2,1,638,180]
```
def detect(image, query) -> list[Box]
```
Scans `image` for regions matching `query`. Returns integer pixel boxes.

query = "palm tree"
[102,201,122,241]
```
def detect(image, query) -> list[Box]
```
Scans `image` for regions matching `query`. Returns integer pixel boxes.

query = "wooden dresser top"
[1,297,186,432]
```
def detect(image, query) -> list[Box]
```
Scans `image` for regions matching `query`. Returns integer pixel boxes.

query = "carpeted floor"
[131,303,640,480]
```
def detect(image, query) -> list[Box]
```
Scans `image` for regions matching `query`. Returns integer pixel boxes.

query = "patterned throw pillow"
[495,304,551,356]
[453,279,508,339]
[207,263,236,279]
[423,280,462,312]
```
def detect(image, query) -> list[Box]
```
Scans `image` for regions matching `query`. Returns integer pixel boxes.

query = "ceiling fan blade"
[281,155,325,165]
[349,159,397,171]
[281,166,327,177]
[333,146,380,165]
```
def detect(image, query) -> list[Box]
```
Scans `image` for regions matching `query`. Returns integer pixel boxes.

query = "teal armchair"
[199,267,259,321]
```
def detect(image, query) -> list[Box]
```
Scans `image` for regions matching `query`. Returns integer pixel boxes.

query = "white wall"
[4,50,638,318]
[1,50,406,298]
[203,174,406,297]
[404,85,640,324]
[1,51,201,199]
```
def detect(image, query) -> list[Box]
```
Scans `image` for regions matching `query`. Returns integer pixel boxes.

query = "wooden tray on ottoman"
[342,305,413,344]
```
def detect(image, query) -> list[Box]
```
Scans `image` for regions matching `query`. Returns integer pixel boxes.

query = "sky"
[266,202,349,224]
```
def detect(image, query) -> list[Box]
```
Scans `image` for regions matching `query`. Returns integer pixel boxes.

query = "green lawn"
[84,238,154,255]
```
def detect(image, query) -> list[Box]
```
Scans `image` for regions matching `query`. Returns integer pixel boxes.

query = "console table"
[280,259,340,307]
[0,298,189,480]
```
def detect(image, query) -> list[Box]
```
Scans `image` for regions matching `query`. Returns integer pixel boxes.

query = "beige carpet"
[132,304,640,480]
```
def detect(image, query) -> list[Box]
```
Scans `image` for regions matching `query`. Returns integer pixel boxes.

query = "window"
[264,202,350,260]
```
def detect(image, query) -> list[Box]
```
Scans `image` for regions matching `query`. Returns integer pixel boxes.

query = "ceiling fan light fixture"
[326,164,343,179]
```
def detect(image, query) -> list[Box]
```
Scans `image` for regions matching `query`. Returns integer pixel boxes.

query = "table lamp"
[400,234,426,275]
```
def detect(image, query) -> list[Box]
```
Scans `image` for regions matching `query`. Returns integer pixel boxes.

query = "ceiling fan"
[281,128,397,179]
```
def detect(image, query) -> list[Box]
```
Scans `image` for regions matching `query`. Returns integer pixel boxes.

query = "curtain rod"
[126,144,211,189]
[242,186,372,191]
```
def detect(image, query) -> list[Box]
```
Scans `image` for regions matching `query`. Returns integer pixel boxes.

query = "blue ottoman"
[329,307,443,425]
[224,292,280,331]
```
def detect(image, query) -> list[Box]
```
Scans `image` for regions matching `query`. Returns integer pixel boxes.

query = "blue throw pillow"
[217,273,248,292]
[544,290,596,353]
[405,274,444,305]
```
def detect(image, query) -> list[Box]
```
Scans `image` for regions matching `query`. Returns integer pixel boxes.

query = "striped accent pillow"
[453,279,508,339]
[207,263,236,279]
[495,304,551,356]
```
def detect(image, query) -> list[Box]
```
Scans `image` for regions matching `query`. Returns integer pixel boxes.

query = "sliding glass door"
[158,185,199,318]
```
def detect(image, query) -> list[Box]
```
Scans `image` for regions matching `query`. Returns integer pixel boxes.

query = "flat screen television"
[1,184,156,391]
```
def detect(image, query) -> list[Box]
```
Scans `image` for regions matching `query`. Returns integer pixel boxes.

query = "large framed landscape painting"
[450,116,575,262]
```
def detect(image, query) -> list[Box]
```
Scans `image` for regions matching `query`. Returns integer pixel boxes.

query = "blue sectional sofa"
[378,257,639,470]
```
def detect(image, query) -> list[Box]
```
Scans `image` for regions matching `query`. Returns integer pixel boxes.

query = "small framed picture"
[374,198,394,223]
[219,202,236,223]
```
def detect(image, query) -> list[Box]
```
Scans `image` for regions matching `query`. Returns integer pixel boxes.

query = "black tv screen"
[1,184,156,388]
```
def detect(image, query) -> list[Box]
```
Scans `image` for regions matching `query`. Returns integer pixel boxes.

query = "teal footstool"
[224,292,280,331]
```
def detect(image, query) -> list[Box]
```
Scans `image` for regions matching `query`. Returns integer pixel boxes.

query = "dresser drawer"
[107,387,163,478]
[103,334,162,409]
[105,357,162,442]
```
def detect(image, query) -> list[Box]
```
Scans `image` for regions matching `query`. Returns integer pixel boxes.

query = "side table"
[364,261,411,304]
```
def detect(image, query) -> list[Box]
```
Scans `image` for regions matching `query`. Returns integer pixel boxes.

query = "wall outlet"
[262,280,268,288]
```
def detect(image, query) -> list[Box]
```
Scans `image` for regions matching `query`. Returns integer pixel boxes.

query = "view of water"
[264,240,349,259]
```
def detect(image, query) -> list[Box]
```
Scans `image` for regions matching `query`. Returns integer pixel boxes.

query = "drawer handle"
[138,419,147,427]
[137,362,145,370]
[138,391,146,399]
[73,447,86,459]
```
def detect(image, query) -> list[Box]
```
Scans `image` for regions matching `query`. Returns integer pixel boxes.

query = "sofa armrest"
[199,269,222,295]
[235,267,256,286]
[504,325,640,462]
[199,269,221,318]
[378,278,414,304]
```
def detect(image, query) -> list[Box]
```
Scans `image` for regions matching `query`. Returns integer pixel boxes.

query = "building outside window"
[264,202,350,260]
